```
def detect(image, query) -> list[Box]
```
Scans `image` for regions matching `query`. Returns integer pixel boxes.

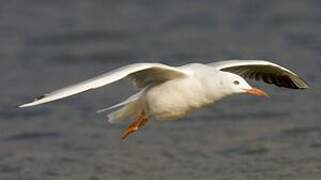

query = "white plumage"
[19,60,308,139]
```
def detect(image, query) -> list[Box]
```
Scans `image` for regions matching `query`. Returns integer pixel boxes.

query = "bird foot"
[121,126,138,140]
[121,111,148,140]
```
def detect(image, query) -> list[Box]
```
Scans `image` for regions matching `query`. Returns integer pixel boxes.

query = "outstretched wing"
[19,63,188,107]
[208,60,309,89]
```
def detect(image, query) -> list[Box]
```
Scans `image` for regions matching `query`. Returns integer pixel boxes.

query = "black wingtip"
[35,95,46,100]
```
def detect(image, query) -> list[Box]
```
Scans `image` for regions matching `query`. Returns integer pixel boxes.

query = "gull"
[19,60,309,139]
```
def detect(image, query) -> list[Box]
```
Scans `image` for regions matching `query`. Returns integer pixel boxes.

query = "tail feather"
[96,99,131,113]
[96,88,146,113]
[107,106,129,124]
[98,89,146,124]
[107,102,138,124]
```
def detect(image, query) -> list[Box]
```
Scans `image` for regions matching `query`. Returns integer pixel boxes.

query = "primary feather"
[209,60,309,89]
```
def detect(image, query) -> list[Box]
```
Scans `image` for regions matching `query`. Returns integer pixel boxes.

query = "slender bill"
[245,88,269,97]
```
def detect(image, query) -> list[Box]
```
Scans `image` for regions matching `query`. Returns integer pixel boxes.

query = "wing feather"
[19,63,188,107]
[209,60,309,89]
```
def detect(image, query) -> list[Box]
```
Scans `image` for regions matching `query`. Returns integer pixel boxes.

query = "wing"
[208,60,309,89]
[19,63,188,107]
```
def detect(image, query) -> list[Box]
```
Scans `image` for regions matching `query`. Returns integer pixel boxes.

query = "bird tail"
[106,101,142,124]
[97,88,146,124]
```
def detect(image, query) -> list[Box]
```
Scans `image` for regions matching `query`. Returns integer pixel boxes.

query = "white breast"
[143,76,218,120]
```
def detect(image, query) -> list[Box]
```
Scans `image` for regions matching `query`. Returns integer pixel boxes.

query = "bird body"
[19,60,309,139]
[109,63,252,122]
[144,73,211,120]
[143,64,246,120]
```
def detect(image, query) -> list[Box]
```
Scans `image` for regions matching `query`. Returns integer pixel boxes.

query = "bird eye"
[233,80,240,85]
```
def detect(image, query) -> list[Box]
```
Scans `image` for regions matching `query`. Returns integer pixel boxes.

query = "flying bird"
[19,60,309,139]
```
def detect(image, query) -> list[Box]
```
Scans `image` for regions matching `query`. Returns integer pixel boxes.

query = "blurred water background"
[0,0,321,179]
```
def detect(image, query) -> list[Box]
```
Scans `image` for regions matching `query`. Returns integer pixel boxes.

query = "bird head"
[220,72,269,97]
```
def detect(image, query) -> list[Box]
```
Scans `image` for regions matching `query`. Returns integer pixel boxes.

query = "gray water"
[1,1,321,179]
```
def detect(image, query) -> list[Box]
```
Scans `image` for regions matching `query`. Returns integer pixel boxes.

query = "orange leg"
[121,111,149,140]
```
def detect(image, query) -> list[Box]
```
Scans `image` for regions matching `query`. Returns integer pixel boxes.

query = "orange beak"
[245,88,269,97]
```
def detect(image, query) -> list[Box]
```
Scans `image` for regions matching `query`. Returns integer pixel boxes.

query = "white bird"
[19,60,309,139]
